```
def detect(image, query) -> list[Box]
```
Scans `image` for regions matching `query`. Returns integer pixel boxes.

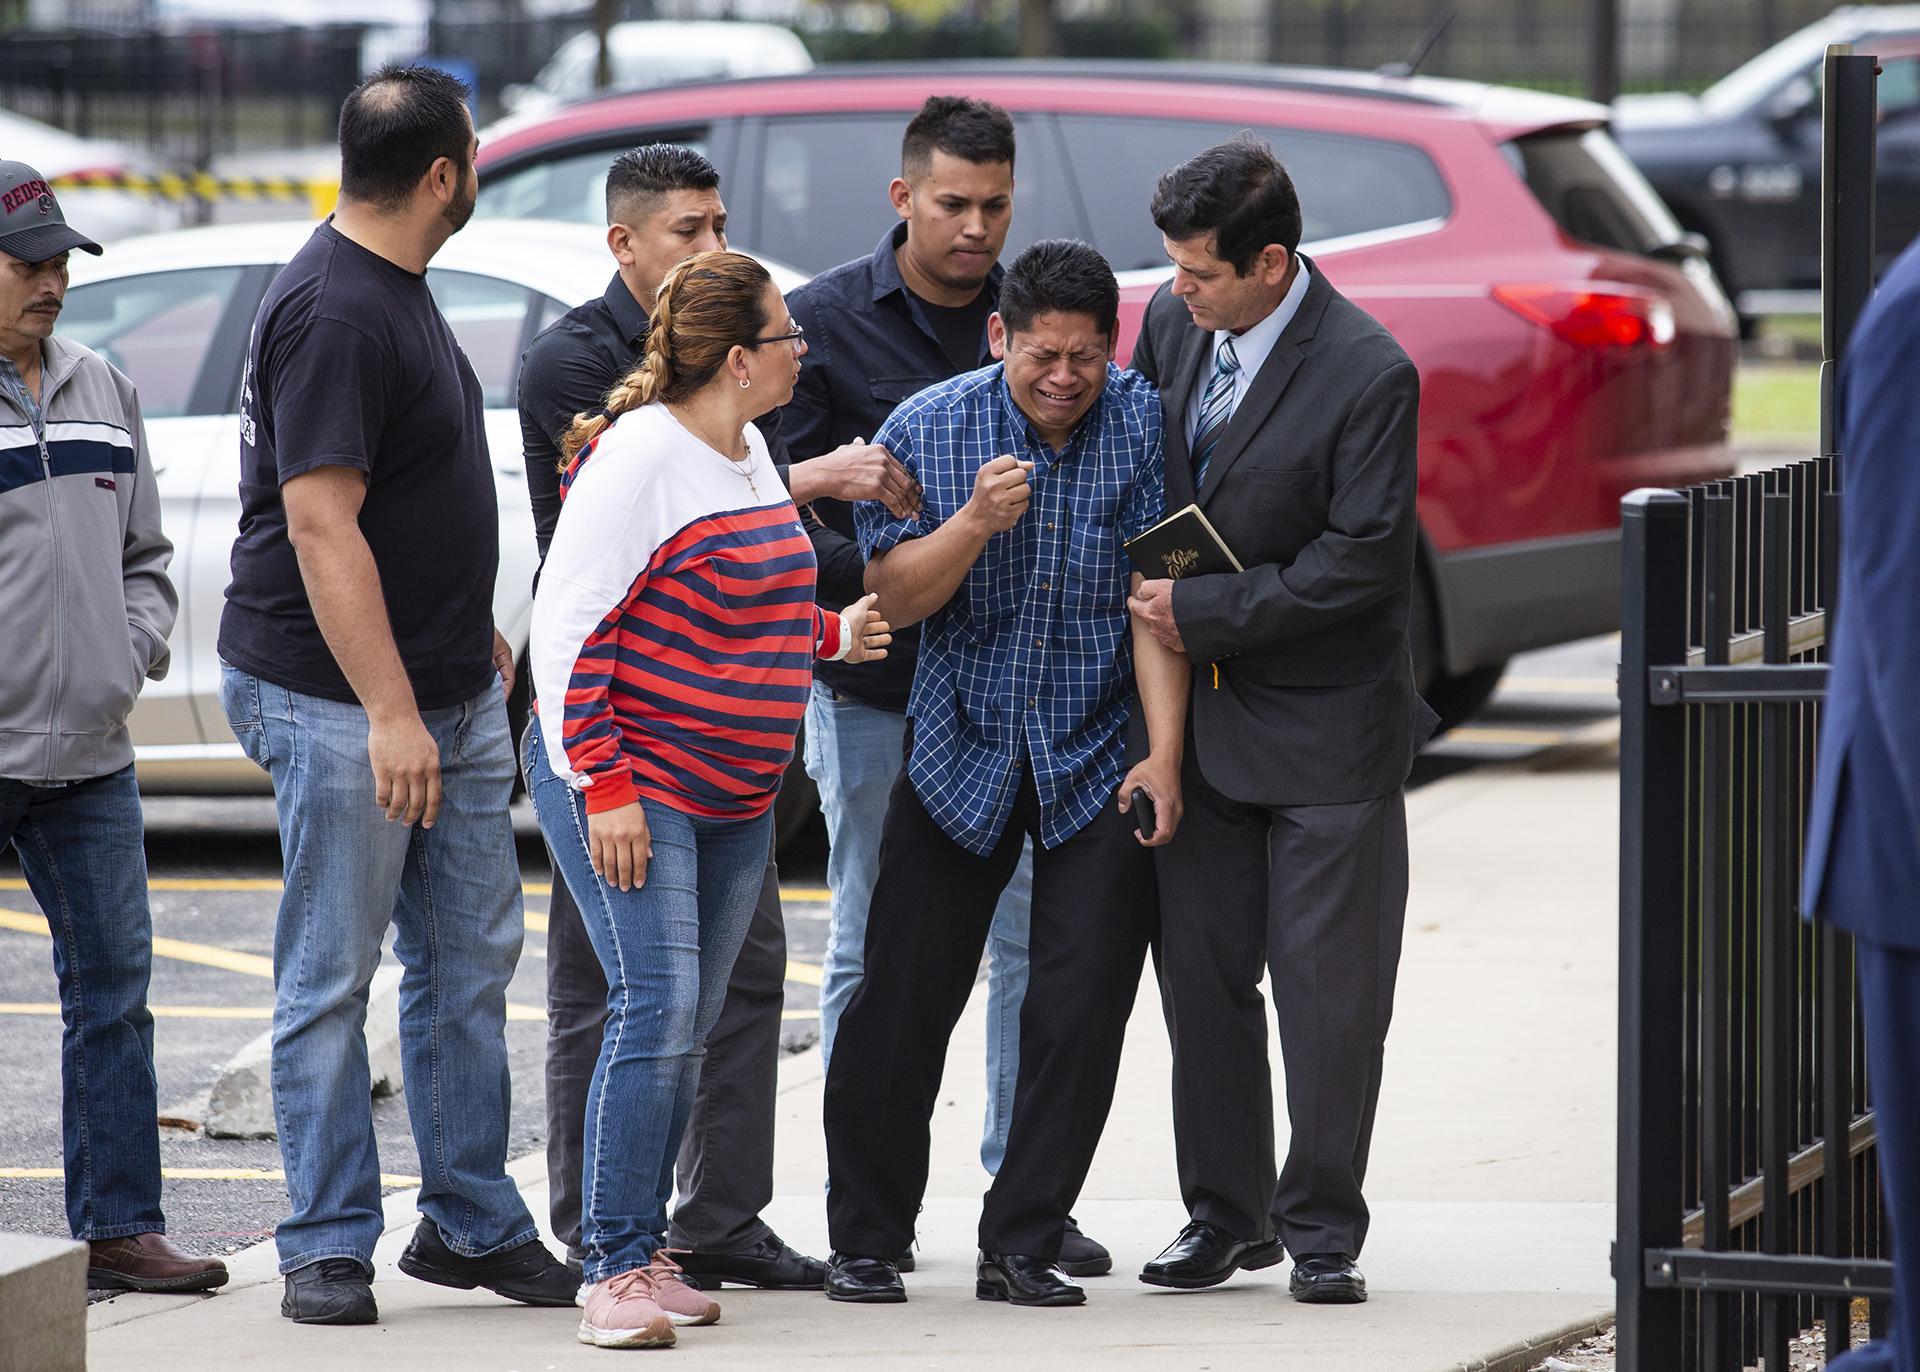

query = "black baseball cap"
[0,160,103,264]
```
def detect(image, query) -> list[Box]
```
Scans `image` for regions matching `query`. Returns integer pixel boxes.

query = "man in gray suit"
[1126,136,1438,1303]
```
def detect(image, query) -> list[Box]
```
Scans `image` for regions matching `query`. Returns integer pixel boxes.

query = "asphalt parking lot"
[0,637,1619,1260]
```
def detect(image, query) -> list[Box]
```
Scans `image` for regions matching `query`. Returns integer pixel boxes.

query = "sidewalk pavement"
[86,729,1621,1371]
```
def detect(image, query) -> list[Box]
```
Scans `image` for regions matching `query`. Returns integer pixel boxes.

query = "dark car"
[1614,5,1920,320]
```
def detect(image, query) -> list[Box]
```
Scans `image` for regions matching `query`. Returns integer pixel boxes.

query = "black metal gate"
[1614,47,1896,1372]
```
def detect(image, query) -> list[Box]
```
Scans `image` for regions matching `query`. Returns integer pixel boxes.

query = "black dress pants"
[544,840,785,1255]
[823,764,1156,1262]
[1154,748,1409,1260]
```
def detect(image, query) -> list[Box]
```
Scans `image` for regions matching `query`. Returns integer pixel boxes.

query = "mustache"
[26,297,61,312]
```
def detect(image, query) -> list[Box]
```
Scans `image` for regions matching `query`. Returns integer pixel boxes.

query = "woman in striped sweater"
[526,251,889,1351]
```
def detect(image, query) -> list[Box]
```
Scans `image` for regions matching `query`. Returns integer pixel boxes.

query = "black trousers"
[544,840,785,1255]
[1154,748,1409,1259]
[823,765,1155,1262]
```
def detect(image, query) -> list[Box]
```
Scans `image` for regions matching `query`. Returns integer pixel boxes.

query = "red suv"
[477,61,1736,723]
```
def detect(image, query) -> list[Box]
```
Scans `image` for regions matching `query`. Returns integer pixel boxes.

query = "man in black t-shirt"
[219,66,574,1327]
[783,96,1111,1286]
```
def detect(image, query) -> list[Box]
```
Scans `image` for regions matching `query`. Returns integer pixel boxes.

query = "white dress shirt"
[1190,261,1312,445]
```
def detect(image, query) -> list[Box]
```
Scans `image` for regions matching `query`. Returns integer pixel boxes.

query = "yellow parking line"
[1499,677,1618,695]
[0,1166,421,1186]
[0,1002,272,1019]
[2,907,822,1011]
[0,878,287,893]
[0,906,280,981]
[1444,726,1571,747]
[3,878,834,900]
[2,902,279,980]
[0,1000,801,1025]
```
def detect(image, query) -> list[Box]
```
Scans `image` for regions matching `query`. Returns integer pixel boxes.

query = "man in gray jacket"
[0,161,228,1293]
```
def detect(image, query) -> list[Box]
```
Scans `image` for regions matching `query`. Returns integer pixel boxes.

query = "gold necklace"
[668,403,762,498]
[728,452,762,500]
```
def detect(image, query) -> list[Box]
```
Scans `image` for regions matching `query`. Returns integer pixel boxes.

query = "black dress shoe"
[678,1232,826,1290]
[976,1252,1086,1307]
[282,1258,378,1325]
[1289,1252,1367,1304]
[824,1253,906,1303]
[896,1248,916,1273]
[1057,1217,1112,1278]
[395,1219,579,1307]
[1138,1220,1285,1290]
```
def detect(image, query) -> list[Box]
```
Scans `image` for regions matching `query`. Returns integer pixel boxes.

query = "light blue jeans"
[802,683,1033,1174]
[220,664,537,1275]
[524,716,771,1285]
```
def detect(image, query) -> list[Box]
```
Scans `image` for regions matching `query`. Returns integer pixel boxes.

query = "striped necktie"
[1191,336,1240,489]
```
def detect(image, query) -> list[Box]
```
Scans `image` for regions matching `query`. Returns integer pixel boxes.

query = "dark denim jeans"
[525,715,770,1285]
[0,766,165,1240]
[220,663,538,1275]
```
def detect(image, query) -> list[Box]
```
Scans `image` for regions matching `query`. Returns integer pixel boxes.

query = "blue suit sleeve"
[1839,299,1920,834]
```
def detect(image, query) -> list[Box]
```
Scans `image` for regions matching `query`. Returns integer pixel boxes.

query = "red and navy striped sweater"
[530,403,846,819]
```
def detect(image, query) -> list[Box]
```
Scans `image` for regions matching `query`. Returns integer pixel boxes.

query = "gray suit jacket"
[1130,257,1438,807]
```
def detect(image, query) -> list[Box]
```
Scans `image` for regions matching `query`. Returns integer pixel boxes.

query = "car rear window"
[1054,115,1452,272]
[477,130,713,225]
[1504,126,1685,258]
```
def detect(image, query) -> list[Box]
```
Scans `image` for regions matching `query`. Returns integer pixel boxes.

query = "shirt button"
[1034,637,1043,647]
[1029,698,1038,709]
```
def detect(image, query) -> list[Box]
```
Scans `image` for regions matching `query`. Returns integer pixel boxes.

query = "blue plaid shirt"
[856,363,1165,855]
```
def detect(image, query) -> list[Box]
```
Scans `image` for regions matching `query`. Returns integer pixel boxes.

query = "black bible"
[1124,503,1244,580]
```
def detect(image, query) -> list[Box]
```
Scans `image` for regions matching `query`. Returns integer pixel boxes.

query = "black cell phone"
[1130,787,1157,841]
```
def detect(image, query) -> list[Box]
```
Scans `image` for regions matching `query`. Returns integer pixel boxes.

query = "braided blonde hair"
[559,249,774,465]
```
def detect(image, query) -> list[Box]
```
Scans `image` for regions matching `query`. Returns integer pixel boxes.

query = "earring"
[739,378,750,389]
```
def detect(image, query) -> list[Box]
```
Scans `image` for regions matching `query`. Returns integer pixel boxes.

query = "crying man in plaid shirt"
[817,239,1191,1308]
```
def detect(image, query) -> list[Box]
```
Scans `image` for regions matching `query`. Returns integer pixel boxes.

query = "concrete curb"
[1450,1311,1614,1372]
[1,1231,88,1370]
[203,965,404,1139]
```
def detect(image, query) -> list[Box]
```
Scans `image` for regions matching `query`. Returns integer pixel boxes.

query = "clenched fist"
[964,455,1034,535]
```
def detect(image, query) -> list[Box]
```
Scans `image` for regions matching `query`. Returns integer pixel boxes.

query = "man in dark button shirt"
[515,144,912,1293]
[219,65,574,1327]
[781,95,1108,1277]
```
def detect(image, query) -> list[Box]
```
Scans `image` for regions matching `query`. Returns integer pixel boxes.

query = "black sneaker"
[1058,1217,1112,1278]
[282,1258,378,1325]
[396,1219,579,1307]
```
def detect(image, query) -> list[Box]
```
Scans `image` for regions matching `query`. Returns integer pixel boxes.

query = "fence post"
[1616,487,1691,1372]
[1588,0,1620,104]
[1821,45,1877,459]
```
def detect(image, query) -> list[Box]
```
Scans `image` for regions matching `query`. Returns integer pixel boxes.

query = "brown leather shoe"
[87,1233,230,1293]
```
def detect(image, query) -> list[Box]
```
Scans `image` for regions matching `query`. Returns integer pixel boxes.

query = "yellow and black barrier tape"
[49,171,339,216]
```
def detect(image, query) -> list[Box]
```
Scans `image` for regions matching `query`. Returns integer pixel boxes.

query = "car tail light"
[1491,283,1677,351]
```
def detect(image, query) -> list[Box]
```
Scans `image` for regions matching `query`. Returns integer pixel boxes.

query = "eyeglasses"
[749,319,805,349]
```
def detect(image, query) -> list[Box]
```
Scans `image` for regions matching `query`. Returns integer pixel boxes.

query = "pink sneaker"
[576,1267,676,1349]
[647,1250,721,1327]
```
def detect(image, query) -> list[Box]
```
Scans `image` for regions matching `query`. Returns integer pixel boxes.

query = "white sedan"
[64,220,813,828]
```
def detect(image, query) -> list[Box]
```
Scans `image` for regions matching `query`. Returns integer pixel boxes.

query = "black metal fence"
[0,25,367,161]
[1614,50,1894,1372]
